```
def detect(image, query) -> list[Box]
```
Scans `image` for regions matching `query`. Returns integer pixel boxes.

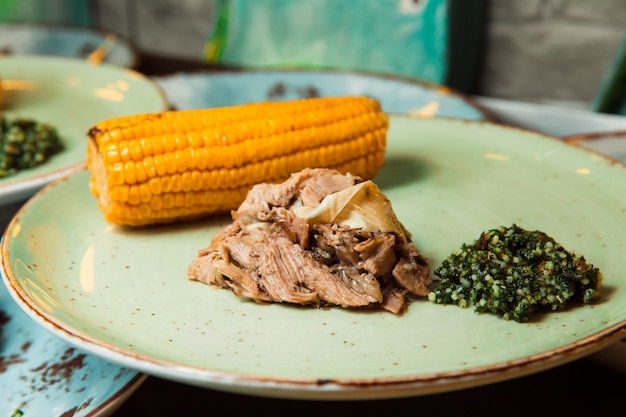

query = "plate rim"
[0,21,140,69]
[86,374,148,417]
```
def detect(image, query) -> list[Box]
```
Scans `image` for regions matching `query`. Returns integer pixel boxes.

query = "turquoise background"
[206,0,450,84]
[0,0,91,25]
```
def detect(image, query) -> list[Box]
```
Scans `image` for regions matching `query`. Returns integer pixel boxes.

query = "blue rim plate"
[564,130,626,165]
[153,68,491,120]
[0,23,138,68]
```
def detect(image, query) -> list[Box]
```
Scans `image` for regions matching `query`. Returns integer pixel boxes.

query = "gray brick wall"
[479,0,626,107]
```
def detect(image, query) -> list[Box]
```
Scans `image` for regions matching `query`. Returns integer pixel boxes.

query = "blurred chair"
[591,29,626,116]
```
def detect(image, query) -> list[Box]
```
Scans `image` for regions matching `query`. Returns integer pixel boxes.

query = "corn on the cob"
[87,96,388,227]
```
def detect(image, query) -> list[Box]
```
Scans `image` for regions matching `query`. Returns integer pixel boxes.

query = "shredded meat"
[187,168,431,314]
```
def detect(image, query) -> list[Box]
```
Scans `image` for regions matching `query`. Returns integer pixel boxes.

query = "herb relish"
[0,116,63,178]
[428,224,602,322]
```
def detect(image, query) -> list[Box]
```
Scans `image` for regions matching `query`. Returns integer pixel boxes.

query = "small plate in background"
[0,23,138,68]
[564,130,626,164]
[153,69,490,120]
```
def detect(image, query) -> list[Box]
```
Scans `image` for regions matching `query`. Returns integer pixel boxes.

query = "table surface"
[114,359,624,416]
[3,53,626,417]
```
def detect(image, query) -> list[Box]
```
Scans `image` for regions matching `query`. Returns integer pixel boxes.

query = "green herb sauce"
[428,224,602,322]
[0,116,63,178]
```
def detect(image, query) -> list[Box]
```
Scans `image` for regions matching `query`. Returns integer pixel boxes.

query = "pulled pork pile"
[187,168,431,313]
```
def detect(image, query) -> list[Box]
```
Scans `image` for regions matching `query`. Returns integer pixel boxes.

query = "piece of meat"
[187,167,431,314]
[392,242,432,296]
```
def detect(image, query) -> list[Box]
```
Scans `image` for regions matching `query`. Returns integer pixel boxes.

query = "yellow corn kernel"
[87,96,388,226]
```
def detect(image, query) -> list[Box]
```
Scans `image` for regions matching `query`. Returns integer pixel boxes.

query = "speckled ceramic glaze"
[153,69,489,120]
[563,129,626,374]
[0,23,137,68]
[0,55,166,204]
[0,264,146,416]
[3,116,626,400]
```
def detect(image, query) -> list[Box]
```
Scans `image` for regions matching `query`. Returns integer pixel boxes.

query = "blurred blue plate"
[563,130,626,164]
[153,69,490,120]
[0,23,138,68]
[0,269,145,416]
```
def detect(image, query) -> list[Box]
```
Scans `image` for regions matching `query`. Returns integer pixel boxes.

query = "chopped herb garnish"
[0,116,63,178]
[428,224,602,322]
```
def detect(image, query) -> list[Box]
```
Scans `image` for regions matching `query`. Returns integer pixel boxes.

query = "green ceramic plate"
[3,116,626,400]
[0,55,166,204]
